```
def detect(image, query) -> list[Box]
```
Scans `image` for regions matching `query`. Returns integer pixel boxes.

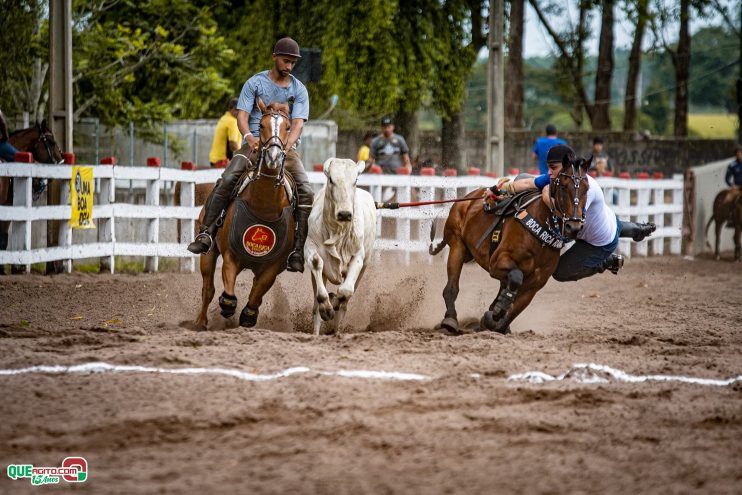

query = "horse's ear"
[582,155,593,173]
[40,119,47,130]
[561,153,571,169]
[257,97,267,114]
[322,157,334,178]
[355,160,365,176]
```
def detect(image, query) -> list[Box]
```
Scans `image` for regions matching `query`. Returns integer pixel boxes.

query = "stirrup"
[286,250,305,273]
[187,232,213,255]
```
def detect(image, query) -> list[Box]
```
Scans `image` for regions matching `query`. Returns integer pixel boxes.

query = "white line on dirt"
[0,362,430,382]
[507,363,742,387]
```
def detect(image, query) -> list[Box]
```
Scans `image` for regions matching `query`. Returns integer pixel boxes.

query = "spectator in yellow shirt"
[208,98,241,167]
[357,132,375,162]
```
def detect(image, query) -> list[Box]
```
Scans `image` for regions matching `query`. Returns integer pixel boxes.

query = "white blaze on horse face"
[265,114,284,169]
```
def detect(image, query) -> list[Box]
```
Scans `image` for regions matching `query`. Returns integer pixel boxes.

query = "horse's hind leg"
[440,237,467,333]
[240,262,284,328]
[192,250,218,331]
[734,224,741,262]
[482,262,523,334]
[714,219,723,260]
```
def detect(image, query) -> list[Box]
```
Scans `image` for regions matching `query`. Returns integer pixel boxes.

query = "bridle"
[252,109,290,187]
[35,125,64,164]
[547,161,587,241]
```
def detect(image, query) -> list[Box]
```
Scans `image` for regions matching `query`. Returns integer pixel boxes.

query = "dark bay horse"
[705,188,742,261]
[189,100,295,331]
[430,155,590,334]
[1,121,64,272]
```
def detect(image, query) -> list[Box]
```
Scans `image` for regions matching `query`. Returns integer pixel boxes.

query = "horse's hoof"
[239,307,259,328]
[440,317,460,333]
[219,292,238,318]
[480,311,497,331]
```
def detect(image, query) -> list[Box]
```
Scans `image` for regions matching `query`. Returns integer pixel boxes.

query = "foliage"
[71,0,236,137]
[0,0,45,117]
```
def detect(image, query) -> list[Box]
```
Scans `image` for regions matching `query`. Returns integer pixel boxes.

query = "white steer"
[305,158,377,335]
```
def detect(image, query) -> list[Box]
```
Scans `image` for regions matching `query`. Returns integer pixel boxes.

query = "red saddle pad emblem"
[243,225,277,257]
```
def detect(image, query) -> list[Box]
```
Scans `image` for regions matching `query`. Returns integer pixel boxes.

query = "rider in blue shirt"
[725,145,742,188]
[188,37,314,273]
[493,145,655,281]
[0,109,19,162]
[532,124,567,175]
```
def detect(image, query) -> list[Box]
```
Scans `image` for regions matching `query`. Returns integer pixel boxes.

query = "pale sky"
[521,0,738,58]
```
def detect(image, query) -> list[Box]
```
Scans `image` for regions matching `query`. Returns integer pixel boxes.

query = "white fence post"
[144,167,160,272]
[635,185,650,257]
[179,173,195,273]
[671,183,683,255]
[10,172,32,273]
[651,185,665,255]
[58,176,72,273]
[99,167,115,273]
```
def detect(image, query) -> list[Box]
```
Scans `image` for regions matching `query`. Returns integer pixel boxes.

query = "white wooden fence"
[0,162,684,273]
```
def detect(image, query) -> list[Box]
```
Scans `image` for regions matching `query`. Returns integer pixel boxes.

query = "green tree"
[71,0,236,135]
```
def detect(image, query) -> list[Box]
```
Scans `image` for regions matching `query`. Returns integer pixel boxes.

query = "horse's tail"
[429,221,448,255]
[704,215,715,251]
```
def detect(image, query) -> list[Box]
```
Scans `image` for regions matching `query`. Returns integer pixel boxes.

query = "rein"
[547,163,586,242]
[376,196,481,209]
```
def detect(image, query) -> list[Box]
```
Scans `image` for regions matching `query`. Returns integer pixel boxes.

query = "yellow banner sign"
[71,166,95,229]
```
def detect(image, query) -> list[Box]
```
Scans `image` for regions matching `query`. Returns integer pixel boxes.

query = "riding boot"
[287,206,311,272]
[619,221,656,242]
[601,253,624,275]
[187,154,249,254]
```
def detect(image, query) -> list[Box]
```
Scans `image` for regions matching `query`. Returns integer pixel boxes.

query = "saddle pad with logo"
[228,199,293,265]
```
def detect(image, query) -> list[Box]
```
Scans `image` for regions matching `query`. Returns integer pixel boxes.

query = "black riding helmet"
[546,144,575,164]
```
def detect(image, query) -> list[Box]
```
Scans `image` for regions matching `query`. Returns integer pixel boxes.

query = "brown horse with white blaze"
[429,155,590,334]
[189,100,295,331]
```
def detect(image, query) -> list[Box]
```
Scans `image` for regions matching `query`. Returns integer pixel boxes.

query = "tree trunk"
[441,111,466,171]
[624,0,649,132]
[674,0,690,137]
[505,0,524,129]
[593,0,614,131]
[395,109,419,163]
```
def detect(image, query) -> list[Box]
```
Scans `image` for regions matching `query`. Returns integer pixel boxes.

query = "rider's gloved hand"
[489,178,516,199]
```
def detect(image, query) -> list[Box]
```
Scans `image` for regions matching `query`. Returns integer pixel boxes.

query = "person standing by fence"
[367,117,412,174]
[532,124,566,175]
[208,98,241,167]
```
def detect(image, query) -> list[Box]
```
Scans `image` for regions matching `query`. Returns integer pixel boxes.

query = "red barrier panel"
[527,168,539,176]
[653,172,664,179]
[619,172,631,179]
[468,167,481,176]
[146,157,160,167]
[443,168,458,177]
[63,152,76,165]
[588,170,597,178]
[369,165,382,174]
[485,171,498,178]
[396,167,411,175]
[13,152,33,163]
[181,161,197,170]
[637,172,650,179]
[420,167,435,176]
[100,156,117,165]
[313,163,324,172]
[214,159,228,168]
[602,170,613,177]
[508,167,520,176]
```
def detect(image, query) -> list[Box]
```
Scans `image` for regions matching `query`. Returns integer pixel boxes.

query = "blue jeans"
[0,140,19,162]
[552,217,621,282]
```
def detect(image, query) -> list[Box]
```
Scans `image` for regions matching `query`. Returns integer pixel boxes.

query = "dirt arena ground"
[1,253,741,494]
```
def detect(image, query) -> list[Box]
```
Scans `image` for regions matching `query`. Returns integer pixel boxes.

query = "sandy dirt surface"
[1,254,741,494]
